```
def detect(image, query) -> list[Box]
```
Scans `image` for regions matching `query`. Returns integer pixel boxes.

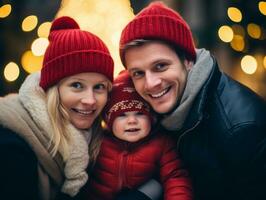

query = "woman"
[0,16,114,200]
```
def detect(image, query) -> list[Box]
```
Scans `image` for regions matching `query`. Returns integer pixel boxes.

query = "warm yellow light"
[4,62,20,82]
[37,22,51,38]
[227,7,242,22]
[231,24,245,36]
[31,38,49,56]
[22,15,38,32]
[21,50,43,73]
[259,1,266,15]
[247,23,261,39]
[241,55,257,74]
[263,56,266,69]
[0,4,12,18]
[230,35,245,52]
[218,25,234,43]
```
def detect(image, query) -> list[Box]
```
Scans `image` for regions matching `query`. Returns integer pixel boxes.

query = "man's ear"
[184,59,194,71]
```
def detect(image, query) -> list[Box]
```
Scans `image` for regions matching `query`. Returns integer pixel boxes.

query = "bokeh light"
[227,7,242,22]
[22,15,38,32]
[4,62,20,82]
[37,22,51,38]
[0,4,12,18]
[218,25,234,42]
[230,35,245,52]
[247,23,262,39]
[258,1,266,15]
[21,50,43,73]
[241,55,257,74]
[263,56,266,69]
[31,38,49,56]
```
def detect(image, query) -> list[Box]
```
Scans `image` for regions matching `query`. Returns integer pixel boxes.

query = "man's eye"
[155,63,167,71]
[70,82,82,89]
[132,71,144,78]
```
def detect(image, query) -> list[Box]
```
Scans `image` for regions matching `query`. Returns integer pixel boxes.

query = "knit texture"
[40,16,114,90]
[120,1,196,64]
[104,71,152,130]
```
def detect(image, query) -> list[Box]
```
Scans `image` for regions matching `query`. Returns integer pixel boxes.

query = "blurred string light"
[0,4,11,18]
[4,62,20,82]
[56,0,135,77]
[258,1,266,15]
[230,35,245,52]
[241,55,257,74]
[230,24,246,52]
[37,22,51,37]
[21,50,43,73]
[22,15,38,32]
[263,56,266,69]
[218,25,234,42]
[247,23,261,39]
[31,38,49,56]
[227,7,242,22]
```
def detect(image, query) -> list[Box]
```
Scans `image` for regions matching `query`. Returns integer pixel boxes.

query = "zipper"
[177,117,202,149]
[117,150,128,191]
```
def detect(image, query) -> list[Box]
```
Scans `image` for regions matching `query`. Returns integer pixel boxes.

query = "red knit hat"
[119,1,196,64]
[40,16,114,90]
[104,70,153,130]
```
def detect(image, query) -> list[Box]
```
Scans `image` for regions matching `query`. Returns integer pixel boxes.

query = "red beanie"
[104,70,152,130]
[40,16,114,90]
[119,1,196,64]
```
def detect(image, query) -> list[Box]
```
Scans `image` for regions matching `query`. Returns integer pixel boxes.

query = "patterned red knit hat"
[40,16,114,90]
[119,1,196,64]
[104,70,152,130]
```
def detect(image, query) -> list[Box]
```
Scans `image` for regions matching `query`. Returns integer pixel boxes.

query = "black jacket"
[0,126,39,199]
[163,61,266,200]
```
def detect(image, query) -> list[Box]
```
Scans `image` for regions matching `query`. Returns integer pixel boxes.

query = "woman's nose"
[81,91,96,105]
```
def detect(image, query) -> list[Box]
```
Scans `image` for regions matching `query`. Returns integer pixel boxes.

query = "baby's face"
[112,111,151,143]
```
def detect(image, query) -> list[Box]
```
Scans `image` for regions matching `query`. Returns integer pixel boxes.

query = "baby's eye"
[118,113,126,117]
[136,112,145,116]
[70,82,82,89]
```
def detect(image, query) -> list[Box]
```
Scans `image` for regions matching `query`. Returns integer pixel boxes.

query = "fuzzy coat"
[83,132,193,200]
[0,73,92,200]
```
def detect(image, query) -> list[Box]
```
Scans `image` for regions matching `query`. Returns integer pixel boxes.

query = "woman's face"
[58,72,110,130]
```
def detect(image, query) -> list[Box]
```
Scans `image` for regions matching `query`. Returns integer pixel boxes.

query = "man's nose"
[144,71,161,90]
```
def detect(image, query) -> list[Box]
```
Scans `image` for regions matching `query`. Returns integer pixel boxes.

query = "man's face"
[124,41,193,114]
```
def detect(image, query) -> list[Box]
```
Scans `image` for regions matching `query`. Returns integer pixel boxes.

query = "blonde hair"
[46,86,71,160]
[46,84,108,165]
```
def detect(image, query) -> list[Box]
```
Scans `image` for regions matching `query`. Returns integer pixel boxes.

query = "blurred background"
[0,0,266,99]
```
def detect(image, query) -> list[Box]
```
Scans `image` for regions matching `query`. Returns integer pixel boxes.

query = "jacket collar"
[180,57,221,133]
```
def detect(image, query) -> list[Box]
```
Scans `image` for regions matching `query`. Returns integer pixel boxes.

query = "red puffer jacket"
[84,132,193,200]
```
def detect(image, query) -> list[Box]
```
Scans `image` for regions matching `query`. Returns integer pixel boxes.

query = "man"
[118,2,266,200]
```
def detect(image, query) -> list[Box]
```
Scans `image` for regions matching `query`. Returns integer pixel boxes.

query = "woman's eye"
[94,83,107,91]
[70,82,82,89]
